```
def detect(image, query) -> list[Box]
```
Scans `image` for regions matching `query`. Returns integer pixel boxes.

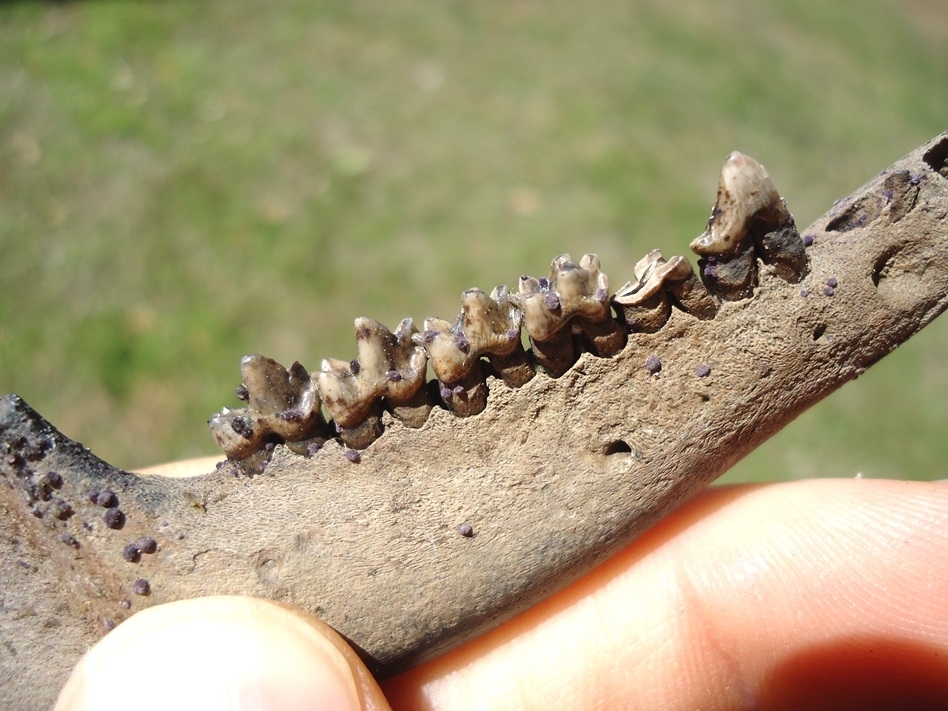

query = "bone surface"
[2,133,947,710]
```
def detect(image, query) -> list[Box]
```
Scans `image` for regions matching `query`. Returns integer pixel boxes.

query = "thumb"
[55,596,391,711]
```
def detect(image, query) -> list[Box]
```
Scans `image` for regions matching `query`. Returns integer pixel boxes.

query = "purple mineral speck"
[645,355,661,374]
[440,387,453,401]
[59,533,80,549]
[46,471,63,489]
[119,599,132,609]
[909,173,923,186]
[452,385,466,397]
[104,508,126,530]
[131,578,150,596]
[349,359,361,375]
[344,449,361,464]
[824,286,835,297]
[102,618,116,631]
[457,522,474,537]
[235,384,250,401]
[306,442,321,456]
[95,490,118,508]
[423,329,438,344]
[826,277,838,288]
[882,189,894,203]
[538,277,550,290]
[802,234,814,247]
[695,364,712,378]
[506,329,519,341]
[543,292,560,310]
[455,332,470,353]
[800,289,809,298]
[386,370,402,382]
[122,543,141,563]
[135,537,158,554]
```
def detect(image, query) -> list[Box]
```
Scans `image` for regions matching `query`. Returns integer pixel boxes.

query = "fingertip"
[55,596,390,711]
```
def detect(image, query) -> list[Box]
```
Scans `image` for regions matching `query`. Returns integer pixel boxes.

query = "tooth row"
[209,150,809,461]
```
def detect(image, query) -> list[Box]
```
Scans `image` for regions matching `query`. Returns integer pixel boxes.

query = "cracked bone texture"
[2,133,947,710]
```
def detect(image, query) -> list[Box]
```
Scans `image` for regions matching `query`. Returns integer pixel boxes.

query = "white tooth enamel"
[690,151,791,258]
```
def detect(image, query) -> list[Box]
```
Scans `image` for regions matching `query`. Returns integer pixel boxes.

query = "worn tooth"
[208,355,327,460]
[613,250,673,333]
[317,318,431,446]
[690,151,807,299]
[513,254,624,377]
[574,254,627,357]
[381,318,432,427]
[615,251,720,329]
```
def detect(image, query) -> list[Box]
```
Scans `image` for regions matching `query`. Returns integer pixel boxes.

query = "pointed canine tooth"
[690,151,807,299]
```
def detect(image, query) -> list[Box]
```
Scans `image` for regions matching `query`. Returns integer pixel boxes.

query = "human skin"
[56,470,948,711]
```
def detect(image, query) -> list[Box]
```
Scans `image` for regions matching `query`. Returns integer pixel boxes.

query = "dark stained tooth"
[514,254,624,377]
[690,152,807,299]
[661,255,720,319]
[208,355,326,460]
[318,318,431,446]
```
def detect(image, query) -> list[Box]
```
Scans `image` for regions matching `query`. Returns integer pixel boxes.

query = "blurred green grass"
[0,0,945,479]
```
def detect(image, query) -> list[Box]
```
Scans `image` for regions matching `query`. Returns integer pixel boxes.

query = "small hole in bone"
[602,440,632,456]
[812,323,827,342]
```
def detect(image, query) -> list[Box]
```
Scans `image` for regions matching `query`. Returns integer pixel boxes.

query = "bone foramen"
[208,150,811,463]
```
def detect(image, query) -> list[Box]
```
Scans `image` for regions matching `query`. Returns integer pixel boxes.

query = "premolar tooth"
[514,254,625,377]
[317,318,430,448]
[208,355,327,460]
[614,250,720,330]
[690,151,807,299]
[613,250,672,333]
[661,255,720,319]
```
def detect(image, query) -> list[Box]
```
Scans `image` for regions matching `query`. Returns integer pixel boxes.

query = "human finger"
[384,479,948,711]
[55,595,391,711]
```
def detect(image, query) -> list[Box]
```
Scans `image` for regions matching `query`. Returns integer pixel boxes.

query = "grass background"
[0,0,945,481]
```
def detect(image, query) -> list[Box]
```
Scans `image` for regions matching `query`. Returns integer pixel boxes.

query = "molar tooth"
[208,355,327,460]
[514,254,624,377]
[461,286,535,387]
[414,315,488,417]
[317,318,431,446]
[690,151,807,299]
[661,255,720,319]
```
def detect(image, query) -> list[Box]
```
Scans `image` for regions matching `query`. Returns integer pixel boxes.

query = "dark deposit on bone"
[104,508,126,530]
